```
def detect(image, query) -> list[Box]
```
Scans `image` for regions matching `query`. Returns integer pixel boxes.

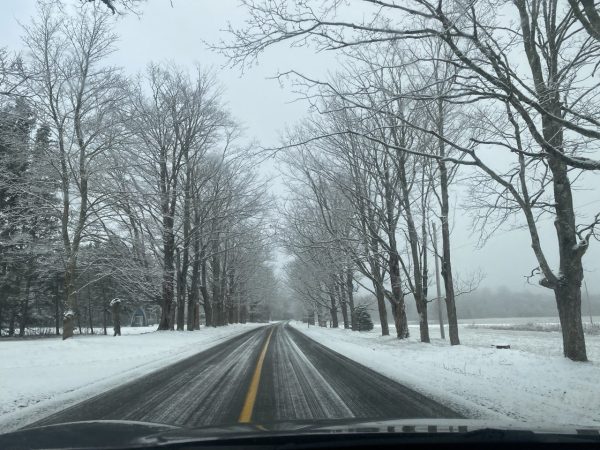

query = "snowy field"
[3,319,598,433]
[0,323,265,432]
[455,316,600,325]
[290,321,600,428]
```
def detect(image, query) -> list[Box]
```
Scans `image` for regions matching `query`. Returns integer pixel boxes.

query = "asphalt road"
[31,322,461,428]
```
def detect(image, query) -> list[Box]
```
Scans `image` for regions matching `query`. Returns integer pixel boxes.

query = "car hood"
[1,418,599,449]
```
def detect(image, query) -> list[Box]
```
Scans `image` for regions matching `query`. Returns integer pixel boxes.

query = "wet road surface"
[32,322,461,428]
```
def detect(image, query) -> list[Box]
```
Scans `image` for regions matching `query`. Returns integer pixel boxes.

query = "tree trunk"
[112,300,121,336]
[201,292,212,326]
[390,298,409,340]
[384,160,411,340]
[62,258,78,340]
[415,297,429,343]
[346,269,356,330]
[374,281,389,336]
[102,307,107,335]
[200,258,213,327]
[87,285,94,335]
[227,270,236,324]
[419,198,431,343]
[0,298,3,337]
[369,240,389,335]
[177,157,193,331]
[436,95,459,345]
[338,280,349,329]
[329,292,339,328]
[432,222,446,339]
[187,291,198,331]
[169,303,176,330]
[547,152,587,361]
[227,303,234,324]
[18,277,31,337]
[240,301,248,323]
[388,252,409,339]
[220,246,230,325]
[101,288,108,335]
[158,223,175,330]
[194,302,200,330]
[187,231,201,331]
[315,303,323,327]
[439,160,459,345]
[7,303,16,337]
[159,271,174,330]
[176,249,185,330]
[235,291,241,324]
[555,283,586,360]
[211,244,222,326]
[54,276,61,335]
[514,3,586,361]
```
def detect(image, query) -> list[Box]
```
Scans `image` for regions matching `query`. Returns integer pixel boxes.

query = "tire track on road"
[253,324,354,422]
[252,323,462,422]
[28,322,461,430]
[31,326,269,428]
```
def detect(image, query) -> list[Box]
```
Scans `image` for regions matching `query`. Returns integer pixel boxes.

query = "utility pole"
[432,222,445,339]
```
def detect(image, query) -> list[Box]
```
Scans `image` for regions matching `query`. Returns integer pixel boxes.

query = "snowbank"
[290,321,600,427]
[0,323,265,432]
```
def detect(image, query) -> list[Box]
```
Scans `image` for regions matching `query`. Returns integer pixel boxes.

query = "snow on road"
[33,326,272,429]
[34,323,458,429]
[0,323,265,432]
[290,321,600,428]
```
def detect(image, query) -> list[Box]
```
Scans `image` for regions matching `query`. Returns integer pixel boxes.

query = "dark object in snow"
[111,298,122,336]
[354,305,374,332]
[493,344,511,349]
[130,307,148,327]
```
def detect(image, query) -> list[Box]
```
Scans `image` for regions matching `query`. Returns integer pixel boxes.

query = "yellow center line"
[238,327,275,423]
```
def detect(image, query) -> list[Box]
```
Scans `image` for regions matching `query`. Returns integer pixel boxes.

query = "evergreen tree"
[354,305,374,332]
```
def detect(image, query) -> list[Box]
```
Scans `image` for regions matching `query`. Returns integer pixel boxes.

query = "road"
[31,322,461,428]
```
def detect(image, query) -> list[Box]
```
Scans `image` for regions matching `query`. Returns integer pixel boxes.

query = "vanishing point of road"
[31,322,461,428]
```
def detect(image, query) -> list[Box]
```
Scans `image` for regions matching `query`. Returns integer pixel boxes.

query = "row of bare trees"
[0,2,276,339]
[221,0,600,361]
[277,47,462,345]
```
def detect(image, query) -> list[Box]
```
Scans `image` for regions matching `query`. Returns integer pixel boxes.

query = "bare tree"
[23,2,126,339]
[224,0,600,360]
[0,48,27,99]
[128,64,228,330]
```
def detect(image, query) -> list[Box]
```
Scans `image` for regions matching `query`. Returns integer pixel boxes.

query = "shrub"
[353,305,374,331]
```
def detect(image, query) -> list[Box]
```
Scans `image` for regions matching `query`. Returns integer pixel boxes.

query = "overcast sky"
[2,0,599,296]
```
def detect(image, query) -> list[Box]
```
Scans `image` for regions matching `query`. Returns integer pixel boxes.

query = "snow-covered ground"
[0,323,265,432]
[455,316,600,326]
[290,321,600,428]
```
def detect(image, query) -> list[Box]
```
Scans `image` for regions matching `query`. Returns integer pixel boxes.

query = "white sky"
[1,0,599,295]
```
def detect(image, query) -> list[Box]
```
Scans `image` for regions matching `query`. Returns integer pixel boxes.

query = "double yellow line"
[238,327,275,423]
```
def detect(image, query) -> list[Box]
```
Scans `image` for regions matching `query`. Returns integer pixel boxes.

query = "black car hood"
[1,418,599,449]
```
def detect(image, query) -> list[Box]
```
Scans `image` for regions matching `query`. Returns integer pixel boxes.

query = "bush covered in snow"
[353,305,374,331]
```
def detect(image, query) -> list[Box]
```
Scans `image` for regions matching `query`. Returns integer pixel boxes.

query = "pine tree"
[354,305,374,332]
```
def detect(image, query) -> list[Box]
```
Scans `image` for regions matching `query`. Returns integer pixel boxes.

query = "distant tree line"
[403,287,600,322]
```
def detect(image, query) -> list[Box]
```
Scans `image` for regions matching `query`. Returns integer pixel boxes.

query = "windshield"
[0,0,599,444]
